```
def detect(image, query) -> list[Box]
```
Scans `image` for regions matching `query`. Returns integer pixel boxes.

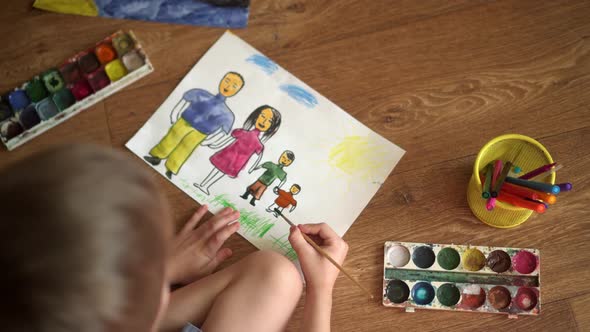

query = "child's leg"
[266,202,277,212]
[163,251,302,332]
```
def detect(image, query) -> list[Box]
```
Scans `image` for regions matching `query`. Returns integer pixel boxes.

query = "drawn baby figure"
[144,71,244,179]
[194,105,282,195]
[266,184,301,217]
[241,150,294,206]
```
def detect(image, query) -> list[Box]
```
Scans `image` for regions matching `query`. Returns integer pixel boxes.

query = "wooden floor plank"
[569,293,590,332]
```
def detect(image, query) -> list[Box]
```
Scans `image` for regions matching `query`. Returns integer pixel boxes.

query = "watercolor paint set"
[383,241,540,317]
[0,30,153,150]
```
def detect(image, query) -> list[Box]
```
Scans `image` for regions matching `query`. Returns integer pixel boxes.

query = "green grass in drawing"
[270,234,297,261]
[210,194,237,210]
[210,195,275,238]
[174,180,276,238]
[235,210,275,238]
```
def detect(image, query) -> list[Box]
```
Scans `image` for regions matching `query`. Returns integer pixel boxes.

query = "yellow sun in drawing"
[312,121,393,191]
[327,135,391,181]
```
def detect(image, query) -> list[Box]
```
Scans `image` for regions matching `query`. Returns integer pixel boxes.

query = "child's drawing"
[266,184,300,217]
[144,72,244,179]
[241,150,294,206]
[126,32,405,262]
[194,105,282,195]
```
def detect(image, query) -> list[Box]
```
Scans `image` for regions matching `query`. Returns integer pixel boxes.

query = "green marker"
[492,161,513,196]
[481,163,493,199]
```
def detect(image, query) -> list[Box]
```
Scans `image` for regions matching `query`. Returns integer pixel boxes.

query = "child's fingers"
[182,204,208,234]
[298,223,338,240]
[205,247,233,273]
[288,226,314,257]
[207,221,240,253]
[202,209,239,238]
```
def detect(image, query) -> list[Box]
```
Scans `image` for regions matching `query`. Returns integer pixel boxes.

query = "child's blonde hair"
[0,145,170,332]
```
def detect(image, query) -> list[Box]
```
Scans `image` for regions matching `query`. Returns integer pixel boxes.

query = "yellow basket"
[467,134,555,228]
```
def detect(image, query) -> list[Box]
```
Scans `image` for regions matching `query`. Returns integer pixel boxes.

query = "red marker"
[497,192,546,213]
[501,182,540,201]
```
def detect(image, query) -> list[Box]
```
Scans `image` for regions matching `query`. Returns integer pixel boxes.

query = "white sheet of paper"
[126,31,405,260]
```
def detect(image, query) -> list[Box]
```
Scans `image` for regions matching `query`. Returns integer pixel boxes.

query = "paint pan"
[383,241,540,317]
[0,30,153,150]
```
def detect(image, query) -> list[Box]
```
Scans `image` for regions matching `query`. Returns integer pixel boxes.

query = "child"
[267,184,301,217]
[0,145,348,332]
[242,150,294,206]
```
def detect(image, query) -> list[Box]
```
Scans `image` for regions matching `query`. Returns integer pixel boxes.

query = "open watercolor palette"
[0,30,153,150]
[382,241,540,318]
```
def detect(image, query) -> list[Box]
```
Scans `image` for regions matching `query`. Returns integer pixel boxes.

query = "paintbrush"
[274,209,374,299]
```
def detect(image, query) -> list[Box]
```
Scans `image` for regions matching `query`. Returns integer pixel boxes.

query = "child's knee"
[246,251,303,296]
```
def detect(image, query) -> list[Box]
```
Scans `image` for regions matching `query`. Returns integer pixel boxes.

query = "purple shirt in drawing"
[210,129,263,178]
[180,90,234,135]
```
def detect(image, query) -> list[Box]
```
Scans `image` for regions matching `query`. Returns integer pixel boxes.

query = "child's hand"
[288,223,348,295]
[169,205,240,285]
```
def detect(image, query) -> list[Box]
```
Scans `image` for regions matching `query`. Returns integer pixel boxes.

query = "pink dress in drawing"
[210,129,263,178]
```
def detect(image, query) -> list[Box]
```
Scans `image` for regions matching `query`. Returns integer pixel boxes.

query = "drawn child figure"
[266,184,301,217]
[194,105,282,195]
[144,72,244,179]
[241,150,295,206]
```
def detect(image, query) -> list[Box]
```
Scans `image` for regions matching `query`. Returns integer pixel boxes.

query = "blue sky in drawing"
[280,84,318,109]
[94,0,249,28]
[246,54,278,75]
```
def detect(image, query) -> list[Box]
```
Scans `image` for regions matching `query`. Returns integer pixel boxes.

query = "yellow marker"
[33,0,99,16]
[462,248,486,271]
[105,59,128,82]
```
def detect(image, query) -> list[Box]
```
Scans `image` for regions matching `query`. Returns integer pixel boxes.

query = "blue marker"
[505,177,560,194]
[513,165,522,174]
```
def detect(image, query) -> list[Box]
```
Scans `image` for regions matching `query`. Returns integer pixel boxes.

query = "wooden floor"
[2,1,589,331]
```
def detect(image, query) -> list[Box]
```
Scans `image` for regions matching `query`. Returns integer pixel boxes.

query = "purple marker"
[519,163,557,180]
[557,183,572,192]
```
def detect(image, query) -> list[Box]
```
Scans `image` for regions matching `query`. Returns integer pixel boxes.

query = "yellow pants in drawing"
[149,118,207,174]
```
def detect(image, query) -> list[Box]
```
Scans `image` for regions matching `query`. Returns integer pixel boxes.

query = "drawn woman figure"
[194,105,282,195]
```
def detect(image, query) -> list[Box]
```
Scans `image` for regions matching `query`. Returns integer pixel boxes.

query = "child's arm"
[248,152,264,173]
[288,223,348,332]
[206,135,235,149]
[200,128,225,147]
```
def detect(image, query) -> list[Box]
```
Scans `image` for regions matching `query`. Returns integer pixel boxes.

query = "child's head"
[279,150,295,167]
[244,105,281,142]
[290,184,301,195]
[0,145,171,332]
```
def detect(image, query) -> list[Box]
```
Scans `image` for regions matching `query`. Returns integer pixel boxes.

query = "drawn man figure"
[241,150,295,206]
[267,184,301,217]
[144,72,245,179]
